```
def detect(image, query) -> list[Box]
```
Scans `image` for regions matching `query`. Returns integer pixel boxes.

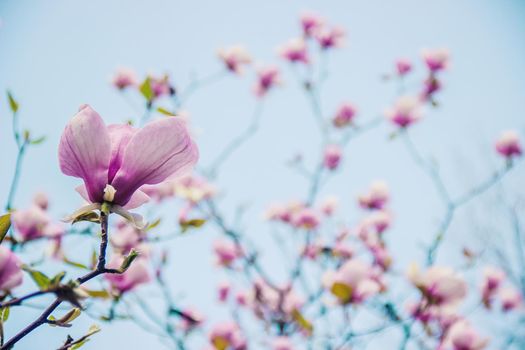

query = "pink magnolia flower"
[0,246,23,291]
[218,46,251,74]
[279,38,309,64]
[421,75,442,100]
[111,68,138,90]
[300,12,323,37]
[12,205,50,241]
[315,26,345,49]
[110,222,144,255]
[495,130,522,158]
[174,175,216,203]
[332,241,354,260]
[443,320,489,350]
[149,74,173,98]
[33,192,49,210]
[332,103,357,128]
[422,48,450,72]
[323,144,342,170]
[396,58,412,76]
[209,321,246,350]
[179,307,205,331]
[480,266,505,307]
[409,266,467,306]
[358,181,389,210]
[253,66,282,97]
[292,207,321,230]
[141,181,176,202]
[323,259,381,304]
[59,105,198,225]
[319,195,338,216]
[105,256,151,294]
[272,336,295,350]
[214,239,241,266]
[366,210,392,234]
[218,281,231,302]
[385,96,422,128]
[265,200,304,223]
[499,287,522,312]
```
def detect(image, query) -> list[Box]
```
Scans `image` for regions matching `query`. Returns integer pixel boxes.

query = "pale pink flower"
[272,336,295,350]
[218,281,231,302]
[323,144,342,170]
[112,68,138,90]
[300,12,323,37]
[366,210,392,234]
[235,290,250,306]
[421,48,450,72]
[319,195,339,216]
[332,241,354,260]
[253,66,282,97]
[105,256,151,294]
[174,175,216,203]
[332,103,357,128]
[495,130,522,158]
[409,266,467,306]
[444,320,489,350]
[140,181,176,202]
[209,321,246,350]
[480,266,505,307]
[421,75,442,100]
[59,105,198,224]
[33,192,49,210]
[292,207,321,230]
[315,26,345,49]
[279,38,309,64]
[12,205,50,241]
[265,200,305,223]
[149,74,173,98]
[214,239,241,266]
[385,96,422,128]
[358,181,389,210]
[499,287,522,312]
[179,307,204,331]
[396,58,412,76]
[0,246,23,291]
[110,223,143,255]
[218,46,251,74]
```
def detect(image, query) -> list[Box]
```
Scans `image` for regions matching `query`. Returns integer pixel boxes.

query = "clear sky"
[1,0,525,349]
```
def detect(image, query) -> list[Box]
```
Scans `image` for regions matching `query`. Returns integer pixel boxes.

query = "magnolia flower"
[179,307,205,331]
[253,66,282,97]
[209,321,246,350]
[332,103,357,128]
[33,192,49,210]
[480,266,505,307]
[0,246,23,291]
[105,256,151,294]
[218,46,251,74]
[366,210,392,234]
[499,287,522,311]
[332,241,354,260]
[141,181,176,202]
[319,195,339,216]
[292,207,321,230]
[110,222,144,255]
[173,175,216,203]
[272,336,295,350]
[111,68,138,90]
[443,320,489,350]
[358,181,390,210]
[385,96,422,128]
[315,26,345,49]
[218,281,231,302]
[396,58,412,76]
[495,130,522,158]
[59,105,198,227]
[12,205,50,241]
[214,239,241,266]
[149,74,173,98]
[421,48,450,72]
[265,200,304,223]
[409,265,467,306]
[323,144,342,170]
[323,259,381,304]
[300,12,323,37]
[279,38,309,64]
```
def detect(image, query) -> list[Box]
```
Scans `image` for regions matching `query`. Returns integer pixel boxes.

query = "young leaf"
[49,271,66,288]
[30,136,46,145]
[157,107,175,116]
[330,282,352,304]
[6,91,18,113]
[0,307,10,322]
[119,249,139,272]
[180,218,206,233]
[22,266,51,290]
[139,78,154,102]
[291,309,313,335]
[0,213,11,245]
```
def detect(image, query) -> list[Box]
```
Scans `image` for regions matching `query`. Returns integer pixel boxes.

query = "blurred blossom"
[495,130,522,158]
[253,65,282,97]
[315,26,345,49]
[105,256,151,294]
[32,192,49,210]
[480,266,505,307]
[300,12,323,37]
[292,207,321,230]
[396,58,412,76]
[385,95,422,128]
[12,205,50,241]
[209,321,246,350]
[358,180,389,210]
[421,75,442,101]
[111,67,138,90]
[214,239,242,267]
[272,336,295,350]
[408,265,467,306]
[218,281,231,302]
[149,74,173,98]
[218,46,252,74]
[442,320,489,350]
[499,287,523,312]
[279,38,309,64]
[0,246,23,292]
[174,175,216,203]
[323,144,342,170]
[179,307,204,331]
[421,48,450,72]
[332,102,357,128]
[319,195,339,216]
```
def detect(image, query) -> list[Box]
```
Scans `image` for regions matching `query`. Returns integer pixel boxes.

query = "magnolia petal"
[62,203,102,223]
[75,185,90,203]
[111,118,198,206]
[123,190,150,210]
[111,205,147,230]
[58,105,111,203]
[107,124,136,183]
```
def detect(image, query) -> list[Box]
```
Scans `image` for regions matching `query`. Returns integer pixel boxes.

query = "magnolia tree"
[1,11,524,350]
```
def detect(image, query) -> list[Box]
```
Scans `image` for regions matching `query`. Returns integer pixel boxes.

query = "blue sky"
[1,0,525,349]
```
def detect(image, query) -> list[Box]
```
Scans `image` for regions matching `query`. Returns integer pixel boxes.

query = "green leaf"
[0,213,11,245]
[7,91,18,113]
[119,249,139,272]
[139,78,154,102]
[63,257,89,270]
[22,266,51,290]
[145,218,161,231]
[156,107,175,116]
[30,136,46,145]
[291,309,313,335]
[56,308,81,326]
[49,271,66,288]
[180,218,206,233]
[82,289,110,299]
[1,307,10,322]
[331,282,353,303]
[72,211,100,225]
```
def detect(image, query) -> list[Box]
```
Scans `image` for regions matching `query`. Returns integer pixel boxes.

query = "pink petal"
[59,105,111,203]
[111,118,198,206]
[107,124,136,183]
[123,190,150,210]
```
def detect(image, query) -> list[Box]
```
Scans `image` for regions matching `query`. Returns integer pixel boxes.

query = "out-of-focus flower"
[214,239,242,267]
[272,336,295,350]
[174,175,216,204]
[0,246,23,291]
[323,259,381,304]
[218,281,231,302]
[12,205,50,241]
[396,58,412,76]
[148,74,173,98]
[112,68,138,90]
[179,307,205,331]
[366,210,392,234]
[332,241,354,260]
[292,207,321,230]
[105,256,151,294]
[315,26,345,49]
[499,287,522,312]
[265,200,304,224]
[323,144,342,170]
[358,181,389,210]
[408,265,467,306]
[332,103,357,128]
[218,46,252,74]
[443,320,489,350]
[279,38,309,64]
[300,12,323,37]
[385,96,422,128]
[209,321,246,350]
[33,192,49,210]
[110,222,145,255]
[421,75,442,101]
[59,105,198,224]
[421,48,450,72]
[319,195,338,216]
[495,130,522,159]
[254,66,282,97]
[480,266,505,307]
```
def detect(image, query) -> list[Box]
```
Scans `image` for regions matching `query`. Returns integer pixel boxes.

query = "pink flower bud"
[111,68,138,90]
[323,144,342,170]
[396,58,412,76]
[214,239,241,266]
[33,192,49,210]
[315,26,345,49]
[385,96,422,128]
[105,256,151,294]
[218,281,231,302]
[358,181,389,210]
[300,13,323,37]
[480,266,505,307]
[495,130,522,158]
[279,38,309,64]
[445,320,489,350]
[253,66,282,97]
[0,246,23,291]
[319,195,338,216]
[421,48,450,72]
[499,287,522,312]
[292,207,321,230]
[218,46,251,74]
[209,321,246,350]
[332,103,357,128]
[12,205,50,241]
[409,266,467,306]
